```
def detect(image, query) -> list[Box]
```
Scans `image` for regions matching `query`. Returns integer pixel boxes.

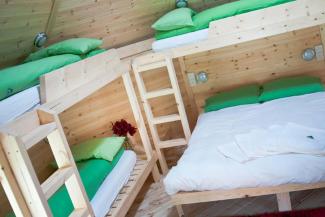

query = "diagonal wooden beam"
[45,0,59,36]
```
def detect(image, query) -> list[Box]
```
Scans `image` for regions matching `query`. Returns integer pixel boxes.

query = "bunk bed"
[131,0,325,216]
[0,49,160,217]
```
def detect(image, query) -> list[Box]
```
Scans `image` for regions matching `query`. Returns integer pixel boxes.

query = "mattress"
[164,92,325,195]
[0,85,40,126]
[152,29,208,52]
[91,150,137,217]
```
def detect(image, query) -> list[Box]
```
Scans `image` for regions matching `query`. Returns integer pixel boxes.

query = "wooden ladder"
[132,55,191,174]
[0,109,94,217]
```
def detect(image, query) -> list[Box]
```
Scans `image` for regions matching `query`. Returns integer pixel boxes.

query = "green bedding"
[155,0,295,40]
[48,147,124,217]
[0,54,81,101]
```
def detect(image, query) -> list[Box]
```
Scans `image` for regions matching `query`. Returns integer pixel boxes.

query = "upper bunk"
[133,0,325,71]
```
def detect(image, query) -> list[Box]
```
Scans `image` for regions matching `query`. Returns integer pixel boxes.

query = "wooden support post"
[176,205,185,217]
[320,24,325,61]
[0,146,31,217]
[276,192,292,212]
[178,57,199,131]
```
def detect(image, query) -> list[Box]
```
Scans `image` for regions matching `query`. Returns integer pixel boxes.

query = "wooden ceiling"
[0,0,236,69]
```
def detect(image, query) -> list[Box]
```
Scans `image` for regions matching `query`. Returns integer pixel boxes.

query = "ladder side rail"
[165,57,191,142]
[132,65,169,174]
[121,71,161,181]
[0,133,52,216]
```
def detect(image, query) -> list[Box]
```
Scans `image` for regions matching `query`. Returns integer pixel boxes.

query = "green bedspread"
[155,0,295,40]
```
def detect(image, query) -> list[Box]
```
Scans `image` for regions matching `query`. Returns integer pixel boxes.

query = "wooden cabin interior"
[1,0,325,217]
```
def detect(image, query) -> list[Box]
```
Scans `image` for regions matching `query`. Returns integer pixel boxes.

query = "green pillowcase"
[47,38,103,55]
[0,54,81,100]
[71,137,125,162]
[260,75,324,102]
[152,8,196,31]
[86,48,106,58]
[24,48,49,63]
[205,84,260,113]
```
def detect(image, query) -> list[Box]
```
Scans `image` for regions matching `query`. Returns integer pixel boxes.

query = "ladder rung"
[158,138,187,149]
[69,208,89,217]
[41,166,74,199]
[20,122,57,149]
[145,88,174,99]
[137,60,166,72]
[152,114,181,125]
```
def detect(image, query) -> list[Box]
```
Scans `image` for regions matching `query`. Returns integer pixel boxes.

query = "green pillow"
[24,48,49,63]
[47,38,103,55]
[152,8,196,31]
[205,84,260,113]
[71,137,125,162]
[0,54,81,100]
[86,48,106,58]
[260,75,324,102]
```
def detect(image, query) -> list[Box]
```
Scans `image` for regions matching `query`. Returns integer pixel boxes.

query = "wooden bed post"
[0,146,31,217]
[276,192,292,211]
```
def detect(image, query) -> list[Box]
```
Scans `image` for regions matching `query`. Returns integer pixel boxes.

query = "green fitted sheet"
[48,147,124,217]
[6,148,125,217]
[155,0,295,40]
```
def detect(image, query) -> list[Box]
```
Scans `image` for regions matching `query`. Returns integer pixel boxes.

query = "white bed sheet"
[164,92,325,195]
[152,29,209,52]
[91,150,136,217]
[0,85,40,126]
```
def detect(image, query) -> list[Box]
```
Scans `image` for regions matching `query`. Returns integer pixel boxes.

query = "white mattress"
[164,92,325,195]
[0,86,40,126]
[91,150,137,217]
[152,29,209,52]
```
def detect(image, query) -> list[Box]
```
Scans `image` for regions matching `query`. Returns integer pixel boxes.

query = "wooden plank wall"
[1,15,324,217]
[0,0,237,68]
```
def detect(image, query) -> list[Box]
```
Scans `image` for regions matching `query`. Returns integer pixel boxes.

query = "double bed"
[164,91,325,214]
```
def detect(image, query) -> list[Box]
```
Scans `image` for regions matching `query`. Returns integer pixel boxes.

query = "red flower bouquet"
[112,119,138,150]
[111,119,137,136]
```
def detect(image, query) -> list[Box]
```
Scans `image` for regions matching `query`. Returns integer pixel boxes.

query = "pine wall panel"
[0,0,236,68]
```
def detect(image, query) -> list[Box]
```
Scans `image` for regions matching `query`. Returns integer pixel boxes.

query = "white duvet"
[164,92,325,195]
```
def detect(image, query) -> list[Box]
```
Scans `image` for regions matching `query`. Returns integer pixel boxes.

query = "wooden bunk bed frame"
[131,0,325,216]
[0,49,160,217]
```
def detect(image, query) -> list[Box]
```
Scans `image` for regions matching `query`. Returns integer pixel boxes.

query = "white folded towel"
[218,123,325,163]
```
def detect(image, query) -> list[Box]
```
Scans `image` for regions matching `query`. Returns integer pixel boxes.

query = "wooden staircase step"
[144,88,174,99]
[69,208,89,217]
[20,122,57,149]
[152,114,181,125]
[41,166,74,199]
[158,138,187,149]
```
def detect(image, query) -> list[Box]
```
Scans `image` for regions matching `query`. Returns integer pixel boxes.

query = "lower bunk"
[3,148,157,217]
